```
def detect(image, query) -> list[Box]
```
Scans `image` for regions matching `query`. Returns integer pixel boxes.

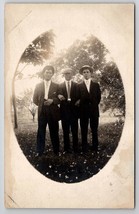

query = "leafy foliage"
[16,88,33,110]
[20,30,55,66]
[101,62,125,115]
[16,89,37,120]
[15,30,55,80]
[52,35,108,74]
[12,30,55,128]
[51,35,125,115]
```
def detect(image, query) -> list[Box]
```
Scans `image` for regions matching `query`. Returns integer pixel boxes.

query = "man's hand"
[75,99,80,107]
[44,99,53,106]
[58,94,65,101]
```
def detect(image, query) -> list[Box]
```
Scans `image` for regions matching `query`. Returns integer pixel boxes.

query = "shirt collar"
[65,80,71,83]
[65,80,72,84]
[44,80,51,84]
[84,78,91,84]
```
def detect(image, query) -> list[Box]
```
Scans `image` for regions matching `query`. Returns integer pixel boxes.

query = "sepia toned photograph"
[5,3,134,208]
[12,31,125,184]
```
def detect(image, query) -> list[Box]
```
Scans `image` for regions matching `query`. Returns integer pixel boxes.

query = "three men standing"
[33,64,101,155]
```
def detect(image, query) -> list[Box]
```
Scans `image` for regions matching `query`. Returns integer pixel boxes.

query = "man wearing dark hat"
[58,68,80,153]
[78,65,101,153]
[33,65,60,156]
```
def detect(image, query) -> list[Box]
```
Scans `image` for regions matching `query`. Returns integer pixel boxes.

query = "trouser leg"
[61,119,70,151]
[71,118,78,152]
[90,117,99,150]
[37,119,47,154]
[80,116,89,152]
[48,120,60,154]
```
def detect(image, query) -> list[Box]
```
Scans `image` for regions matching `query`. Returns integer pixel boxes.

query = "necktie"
[86,80,90,92]
[45,81,49,100]
[67,81,71,100]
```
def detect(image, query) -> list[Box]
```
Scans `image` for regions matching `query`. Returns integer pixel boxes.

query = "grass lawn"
[14,117,124,183]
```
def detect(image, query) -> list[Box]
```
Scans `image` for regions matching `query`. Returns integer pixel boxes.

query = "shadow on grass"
[15,120,124,183]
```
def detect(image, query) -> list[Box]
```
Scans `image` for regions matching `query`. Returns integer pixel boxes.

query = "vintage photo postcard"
[5,3,134,208]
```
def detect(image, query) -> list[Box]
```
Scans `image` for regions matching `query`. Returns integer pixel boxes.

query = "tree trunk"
[12,63,28,129]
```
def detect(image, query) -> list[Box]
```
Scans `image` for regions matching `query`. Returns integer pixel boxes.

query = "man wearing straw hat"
[78,65,101,153]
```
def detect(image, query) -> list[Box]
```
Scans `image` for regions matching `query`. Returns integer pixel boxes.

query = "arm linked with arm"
[75,83,81,106]
[52,84,61,105]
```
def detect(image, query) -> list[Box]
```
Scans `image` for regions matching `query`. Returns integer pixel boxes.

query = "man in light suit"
[58,68,80,153]
[78,65,101,153]
[33,65,60,156]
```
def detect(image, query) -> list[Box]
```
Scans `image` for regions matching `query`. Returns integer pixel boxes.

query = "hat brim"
[42,65,55,75]
[79,66,93,75]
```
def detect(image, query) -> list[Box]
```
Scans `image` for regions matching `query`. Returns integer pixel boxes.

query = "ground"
[14,113,124,183]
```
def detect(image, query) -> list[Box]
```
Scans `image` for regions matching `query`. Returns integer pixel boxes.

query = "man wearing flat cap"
[58,68,80,153]
[78,65,101,153]
[33,65,60,156]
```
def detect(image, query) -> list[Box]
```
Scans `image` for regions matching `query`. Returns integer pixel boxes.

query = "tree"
[17,89,37,121]
[12,30,55,128]
[52,35,108,73]
[51,35,125,115]
[28,102,37,122]
[16,89,33,110]
[100,62,125,115]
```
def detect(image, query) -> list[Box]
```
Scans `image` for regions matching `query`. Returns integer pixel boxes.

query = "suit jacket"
[79,80,101,117]
[33,81,60,121]
[58,81,80,119]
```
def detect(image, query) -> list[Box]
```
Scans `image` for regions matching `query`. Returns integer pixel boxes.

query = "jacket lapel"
[83,81,89,95]
[48,81,55,98]
[63,82,68,98]
[70,81,74,97]
[89,80,95,95]
[41,81,45,99]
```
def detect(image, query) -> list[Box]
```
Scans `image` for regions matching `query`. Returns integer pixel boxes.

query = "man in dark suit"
[78,65,101,153]
[33,65,60,156]
[58,68,79,153]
